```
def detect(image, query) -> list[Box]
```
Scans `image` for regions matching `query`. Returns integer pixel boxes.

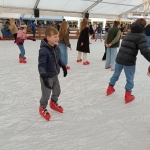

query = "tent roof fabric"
[0,0,143,17]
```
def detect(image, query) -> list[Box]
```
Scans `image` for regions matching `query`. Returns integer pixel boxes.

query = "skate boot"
[106,85,115,96]
[19,55,26,59]
[124,91,135,104]
[50,100,63,113]
[39,106,51,121]
[19,57,27,63]
[66,66,70,70]
[77,59,82,62]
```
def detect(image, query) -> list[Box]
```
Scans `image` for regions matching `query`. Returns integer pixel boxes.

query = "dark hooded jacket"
[38,39,65,78]
[116,22,150,66]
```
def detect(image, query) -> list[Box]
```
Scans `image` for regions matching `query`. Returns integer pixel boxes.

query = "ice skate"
[50,100,63,113]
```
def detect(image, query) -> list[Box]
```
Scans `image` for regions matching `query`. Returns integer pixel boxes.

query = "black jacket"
[116,22,150,66]
[76,27,90,53]
[145,24,150,36]
[96,25,102,33]
[38,39,65,78]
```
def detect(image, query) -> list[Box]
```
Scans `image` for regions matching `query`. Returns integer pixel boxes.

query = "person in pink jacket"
[16,23,36,63]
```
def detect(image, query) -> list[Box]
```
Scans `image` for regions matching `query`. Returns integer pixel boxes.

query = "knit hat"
[20,22,27,28]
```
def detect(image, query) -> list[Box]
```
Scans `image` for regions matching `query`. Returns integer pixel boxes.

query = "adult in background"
[95,24,102,42]
[30,20,36,37]
[50,21,58,30]
[102,23,110,61]
[76,18,90,65]
[105,21,121,71]
[145,23,150,48]
[9,18,18,43]
[89,22,94,43]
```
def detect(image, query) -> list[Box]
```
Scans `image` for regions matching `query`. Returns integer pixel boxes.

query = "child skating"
[106,18,150,103]
[16,23,36,63]
[38,26,67,121]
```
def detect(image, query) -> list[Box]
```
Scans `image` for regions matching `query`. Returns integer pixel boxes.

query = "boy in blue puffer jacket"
[38,26,67,121]
[106,18,150,104]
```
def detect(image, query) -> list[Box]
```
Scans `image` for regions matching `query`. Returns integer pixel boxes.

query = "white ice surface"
[0,39,150,150]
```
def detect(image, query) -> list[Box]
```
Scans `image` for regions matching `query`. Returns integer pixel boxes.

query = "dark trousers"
[102,45,107,60]
[13,33,17,42]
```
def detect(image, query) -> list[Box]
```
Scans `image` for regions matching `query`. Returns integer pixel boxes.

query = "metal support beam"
[83,0,102,13]
[120,2,146,16]
[34,0,40,8]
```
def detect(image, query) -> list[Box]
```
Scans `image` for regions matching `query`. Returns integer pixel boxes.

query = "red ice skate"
[39,106,51,121]
[19,57,27,63]
[83,61,90,65]
[19,55,26,59]
[106,85,115,96]
[124,91,135,104]
[50,100,63,113]
[77,59,82,62]
[66,66,70,70]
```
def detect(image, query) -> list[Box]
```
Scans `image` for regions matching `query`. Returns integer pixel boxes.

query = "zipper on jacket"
[53,48,58,75]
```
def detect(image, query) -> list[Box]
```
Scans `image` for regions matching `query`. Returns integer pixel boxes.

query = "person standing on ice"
[38,26,67,121]
[58,21,72,70]
[106,18,150,104]
[76,18,90,65]
[16,23,36,63]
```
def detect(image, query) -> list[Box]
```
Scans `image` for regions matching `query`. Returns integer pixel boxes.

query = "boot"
[19,57,27,63]
[77,59,82,62]
[66,66,70,70]
[19,55,26,59]
[39,106,51,121]
[50,100,63,113]
[83,61,90,65]
[106,85,115,96]
[124,91,135,104]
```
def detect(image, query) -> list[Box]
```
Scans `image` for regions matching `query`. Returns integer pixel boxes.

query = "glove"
[62,66,67,77]
[33,39,36,41]
[41,74,51,89]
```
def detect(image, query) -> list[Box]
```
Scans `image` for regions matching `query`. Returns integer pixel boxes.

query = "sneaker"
[39,106,51,121]
[50,100,63,113]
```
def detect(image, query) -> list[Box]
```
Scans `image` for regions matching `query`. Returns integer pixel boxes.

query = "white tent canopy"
[0,0,144,19]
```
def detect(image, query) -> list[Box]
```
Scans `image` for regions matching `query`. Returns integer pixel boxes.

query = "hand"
[41,75,52,89]
[107,43,112,47]
[33,39,36,41]
[147,72,150,77]
[62,66,67,77]
[81,42,83,46]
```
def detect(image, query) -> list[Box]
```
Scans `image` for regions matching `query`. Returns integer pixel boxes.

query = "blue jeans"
[146,36,150,48]
[109,63,135,92]
[105,47,117,70]
[58,43,68,66]
[18,45,25,59]
[96,33,102,40]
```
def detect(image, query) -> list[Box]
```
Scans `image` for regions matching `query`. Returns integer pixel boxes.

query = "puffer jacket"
[38,39,65,78]
[116,22,150,66]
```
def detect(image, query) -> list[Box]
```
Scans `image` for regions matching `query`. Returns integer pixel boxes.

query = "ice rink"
[1,39,150,150]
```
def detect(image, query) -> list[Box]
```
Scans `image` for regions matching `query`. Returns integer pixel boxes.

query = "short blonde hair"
[45,26,58,37]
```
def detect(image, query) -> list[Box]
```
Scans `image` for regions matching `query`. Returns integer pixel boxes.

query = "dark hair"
[136,18,146,27]
[114,21,120,27]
